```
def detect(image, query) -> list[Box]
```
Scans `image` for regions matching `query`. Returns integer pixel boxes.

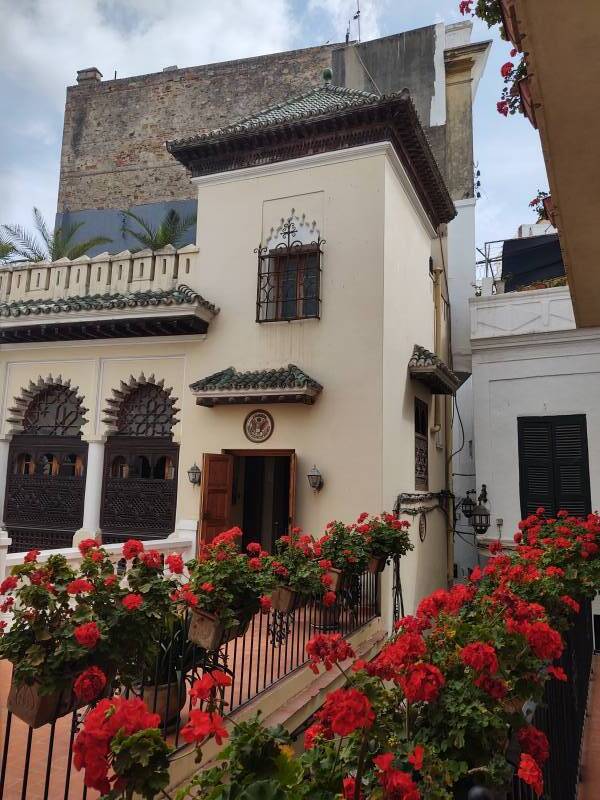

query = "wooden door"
[199,453,234,544]
[288,452,297,531]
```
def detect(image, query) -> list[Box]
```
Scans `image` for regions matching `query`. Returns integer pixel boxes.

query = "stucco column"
[0,439,11,526]
[74,440,105,546]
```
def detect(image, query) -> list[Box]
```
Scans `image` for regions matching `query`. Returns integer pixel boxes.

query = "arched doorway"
[100,376,179,543]
[5,378,88,552]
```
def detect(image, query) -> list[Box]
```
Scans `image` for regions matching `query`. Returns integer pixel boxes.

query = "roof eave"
[192,386,322,407]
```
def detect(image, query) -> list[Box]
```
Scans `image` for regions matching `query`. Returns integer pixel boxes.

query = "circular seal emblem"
[243,410,274,443]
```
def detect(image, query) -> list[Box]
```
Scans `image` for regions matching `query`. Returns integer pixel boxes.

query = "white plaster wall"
[447,198,476,375]
[472,328,600,542]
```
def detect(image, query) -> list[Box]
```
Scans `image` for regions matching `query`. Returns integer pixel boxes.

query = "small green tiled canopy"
[190,365,323,406]
[0,284,218,318]
[408,344,460,395]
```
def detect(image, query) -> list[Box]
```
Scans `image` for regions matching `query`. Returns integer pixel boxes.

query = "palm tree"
[0,235,14,264]
[120,208,197,251]
[2,207,111,262]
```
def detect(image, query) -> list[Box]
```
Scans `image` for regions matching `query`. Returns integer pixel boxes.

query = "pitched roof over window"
[408,344,460,395]
[190,364,323,406]
[167,80,455,229]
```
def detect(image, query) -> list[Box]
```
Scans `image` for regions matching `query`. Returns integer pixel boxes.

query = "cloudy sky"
[0,0,547,252]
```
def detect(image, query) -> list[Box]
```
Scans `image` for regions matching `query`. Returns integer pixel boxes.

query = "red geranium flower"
[304,722,331,750]
[201,582,214,593]
[323,591,337,607]
[460,642,499,674]
[342,776,361,800]
[24,549,40,563]
[78,538,98,556]
[547,665,567,681]
[67,578,94,595]
[0,576,18,594]
[408,744,424,771]
[525,621,563,660]
[474,673,507,700]
[246,542,261,554]
[497,100,509,116]
[103,574,117,587]
[165,552,184,574]
[139,549,162,569]
[399,663,445,703]
[122,539,144,560]
[317,687,374,736]
[122,593,143,611]
[518,754,543,796]
[248,557,262,571]
[74,666,107,703]
[74,622,101,649]
[518,725,549,766]
[500,61,514,79]
[181,710,229,745]
[306,633,355,674]
[560,595,580,614]
[259,595,272,612]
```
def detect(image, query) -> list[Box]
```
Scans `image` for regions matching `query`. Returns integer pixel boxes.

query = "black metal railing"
[509,599,594,800]
[0,572,379,800]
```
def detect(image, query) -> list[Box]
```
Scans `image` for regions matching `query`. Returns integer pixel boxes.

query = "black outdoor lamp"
[461,491,476,520]
[307,465,324,493]
[187,463,201,486]
[470,484,491,536]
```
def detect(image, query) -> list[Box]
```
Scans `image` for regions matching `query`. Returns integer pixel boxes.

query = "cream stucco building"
[0,80,459,619]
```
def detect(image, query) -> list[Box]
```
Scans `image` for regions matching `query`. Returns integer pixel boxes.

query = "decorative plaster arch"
[101,373,180,436]
[6,374,88,436]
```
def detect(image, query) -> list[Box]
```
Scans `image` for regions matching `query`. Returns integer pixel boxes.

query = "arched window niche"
[100,374,180,543]
[4,376,89,552]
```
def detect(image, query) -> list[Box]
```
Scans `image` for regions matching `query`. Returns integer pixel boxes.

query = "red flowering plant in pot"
[73,694,171,799]
[352,512,413,573]
[0,547,123,727]
[318,520,371,592]
[266,528,331,612]
[185,527,276,650]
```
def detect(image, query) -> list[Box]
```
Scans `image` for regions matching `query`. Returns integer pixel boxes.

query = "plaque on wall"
[244,410,274,443]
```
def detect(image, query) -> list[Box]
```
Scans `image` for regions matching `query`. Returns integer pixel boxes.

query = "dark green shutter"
[518,415,591,518]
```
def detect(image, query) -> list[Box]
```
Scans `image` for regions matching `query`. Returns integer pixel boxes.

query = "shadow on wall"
[54,199,198,257]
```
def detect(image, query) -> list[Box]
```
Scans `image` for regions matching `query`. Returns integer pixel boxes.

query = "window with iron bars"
[256,239,323,323]
[415,398,429,490]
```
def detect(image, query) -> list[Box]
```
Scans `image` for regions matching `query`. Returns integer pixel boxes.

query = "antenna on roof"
[345,20,351,44]
[353,0,361,42]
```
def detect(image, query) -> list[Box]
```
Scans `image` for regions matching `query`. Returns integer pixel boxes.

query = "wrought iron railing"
[508,599,593,800]
[0,572,379,799]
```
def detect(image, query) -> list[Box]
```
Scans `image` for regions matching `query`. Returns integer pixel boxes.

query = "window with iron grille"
[415,398,429,490]
[256,218,323,322]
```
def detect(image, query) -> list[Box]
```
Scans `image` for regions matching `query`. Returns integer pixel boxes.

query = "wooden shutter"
[199,454,234,545]
[518,416,591,518]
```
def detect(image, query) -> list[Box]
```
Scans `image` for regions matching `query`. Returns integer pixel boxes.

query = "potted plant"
[266,531,328,613]
[352,512,413,573]
[0,549,120,727]
[185,528,275,650]
[318,521,371,590]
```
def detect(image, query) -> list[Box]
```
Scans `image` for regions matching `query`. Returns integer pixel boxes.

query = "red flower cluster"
[500,61,514,79]
[74,666,107,703]
[122,593,143,611]
[373,753,421,800]
[67,578,94,595]
[122,539,144,560]
[398,663,445,704]
[460,642,499,674]
[259,595,272,612]
[73,696,160,793]
[189,670,232,704]
[78,538,99,556]
[518,725,549,766]
[306,633,355,674]
[459,1,473,15]
[304,721,332,750]
[74,622,101,649]
[517,753,543,796]
[139,549,162,569]
[24,549,40,563]
[524,620,563,661]
[181,710,228,745]
[316,687,375,736]
[323,590,337,607]
[165,552,184,574]
[0,575,18,594]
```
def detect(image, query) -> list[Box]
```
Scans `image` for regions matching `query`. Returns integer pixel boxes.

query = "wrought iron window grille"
[255,218,325,323]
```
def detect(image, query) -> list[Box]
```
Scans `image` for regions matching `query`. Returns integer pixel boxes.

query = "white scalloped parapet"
[0,245,200,306]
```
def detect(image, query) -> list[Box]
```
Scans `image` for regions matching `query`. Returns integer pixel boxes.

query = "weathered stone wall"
[58,45,338,213]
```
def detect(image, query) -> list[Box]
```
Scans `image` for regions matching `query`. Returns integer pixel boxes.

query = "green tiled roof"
[408,345,460,395]
[191,364,322,392]
[168,84,382,148]
[0,284,218,318]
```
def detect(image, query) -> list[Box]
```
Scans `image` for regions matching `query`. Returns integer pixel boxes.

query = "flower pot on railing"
[367,555,387,574]
[7,680,84,728]
[499,0,522,52]
[325,567,344,592]
[271,585,303,613]
[188,608,252,651]
[140,681,187,727]
[518,76,537,129]
[542,194,557,227]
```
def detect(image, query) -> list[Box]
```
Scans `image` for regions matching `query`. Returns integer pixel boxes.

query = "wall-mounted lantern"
[187,463,201,485]
[470,484,491,536]
[307,465,323,493]
[460,491,476,520]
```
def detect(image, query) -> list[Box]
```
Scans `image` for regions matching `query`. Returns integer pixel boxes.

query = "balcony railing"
[0,572,380,799]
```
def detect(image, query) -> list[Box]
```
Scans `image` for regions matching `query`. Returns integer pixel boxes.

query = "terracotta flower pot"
[518,76,537,129]
[188,608,252,650]
[368,556,387,574]
[271,585,302,613]
[7,680,83,729]
[325,567,344,592]
[499,0,522,52]
[141,681,187,727]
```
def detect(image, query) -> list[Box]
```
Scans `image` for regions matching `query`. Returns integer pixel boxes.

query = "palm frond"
[0,235,15,263]
[1,223,47,261]
[33,207,52,249]
[66,236,112,261]
[121,208,196,250]
[52,221,86,260]
[121,209,157,248]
